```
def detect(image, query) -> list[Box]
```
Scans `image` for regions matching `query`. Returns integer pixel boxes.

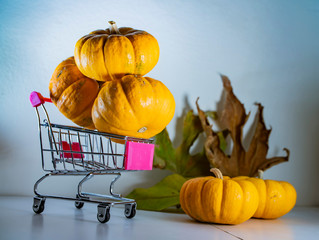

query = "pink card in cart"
[124,141,154,170]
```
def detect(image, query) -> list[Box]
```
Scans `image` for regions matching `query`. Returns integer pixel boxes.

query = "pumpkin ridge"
[56,82,78,111]
[234,180,245,224]
[233,180,254,224]
[94,96,127,132]
[118,27,135,35]
[209,178,223,222]
[72,103,95,129]
[119,77,148,131]
[57,80,96,116]
[124,29,144,36]
[75,35,91,67]
[94,86,141,135]
[181,180,196,220]
[219,180,227,223]
[90,29,109,35]
[279,181,297,216]
[220,180,242,224]
[54,77,75,104]
[104,36,135,81]
[200,179,211,222]
[145,77,158,126]
[191,178,206,222]
[194,178,206,222]
[143,77,170,129]
[119,79,140,130]
[101,37,110,80]
[77,99,96,119]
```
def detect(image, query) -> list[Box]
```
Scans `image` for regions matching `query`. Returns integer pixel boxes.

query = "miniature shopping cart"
[29,91,155,223]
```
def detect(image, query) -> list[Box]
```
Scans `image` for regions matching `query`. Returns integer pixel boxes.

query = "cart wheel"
[124,203,136,219]
[33,197,45,214]
[75,201,84,209]
[97,204,110,223]
[75,194,84,209]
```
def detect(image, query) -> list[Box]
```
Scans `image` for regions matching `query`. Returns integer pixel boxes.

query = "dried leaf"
[196,75,289,177]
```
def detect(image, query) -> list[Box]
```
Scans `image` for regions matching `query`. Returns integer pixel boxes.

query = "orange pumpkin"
[180,168,259,225]
[92,75,175,139]
[49,57,99,129]
[234,172,297,219]
[74,21,160,81]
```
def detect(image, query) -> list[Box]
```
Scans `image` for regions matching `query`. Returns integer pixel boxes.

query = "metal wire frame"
[32,100,153,222]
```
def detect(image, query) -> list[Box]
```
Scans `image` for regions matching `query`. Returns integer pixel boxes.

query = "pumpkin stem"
[108,21,121,34]
[257,169,264,179]
[210,168,223,180]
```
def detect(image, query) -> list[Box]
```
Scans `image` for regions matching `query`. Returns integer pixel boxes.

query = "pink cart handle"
[29,91,52,107]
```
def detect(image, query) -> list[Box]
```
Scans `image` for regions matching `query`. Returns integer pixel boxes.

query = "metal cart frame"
[30,92,154,223]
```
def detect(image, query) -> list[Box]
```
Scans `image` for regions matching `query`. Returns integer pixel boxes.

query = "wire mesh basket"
[30,91,155,223]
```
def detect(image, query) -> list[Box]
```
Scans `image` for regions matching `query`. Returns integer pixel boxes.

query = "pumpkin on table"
[92,74,175,139]
[49,56,99,129]
[233,171,297,219]
[74,21,160,81]
[180,168,259,225]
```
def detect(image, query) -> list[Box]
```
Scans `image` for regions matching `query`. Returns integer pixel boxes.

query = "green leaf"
[126,174,187,212]
[179,110,203,154]
[153,128,176,172]
[154,110,211,178]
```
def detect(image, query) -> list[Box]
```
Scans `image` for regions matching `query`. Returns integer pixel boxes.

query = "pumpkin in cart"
[180,168,259,225]
[74,21,160,81]
[233,172,297,219]
[92,74,175,139]
[49,56,99,129]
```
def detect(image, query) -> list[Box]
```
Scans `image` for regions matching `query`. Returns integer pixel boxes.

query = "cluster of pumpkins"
[48,21,297,225]
[180,168,297,225]
[49,21,175,139]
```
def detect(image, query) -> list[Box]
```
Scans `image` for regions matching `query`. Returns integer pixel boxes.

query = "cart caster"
[75,195,84,209]
[124,203,136,219]
[75,201,84,209]
[97,204,110,223]
[33,197,45,214]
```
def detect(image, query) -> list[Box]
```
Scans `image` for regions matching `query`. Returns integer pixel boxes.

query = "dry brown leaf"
[196,75,289,177]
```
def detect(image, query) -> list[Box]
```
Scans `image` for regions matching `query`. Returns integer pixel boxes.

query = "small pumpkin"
[92,74,175,139]
[74,21,160,81]
[180,168,259,225]
[49,56,99,129]
[234,171,297,219]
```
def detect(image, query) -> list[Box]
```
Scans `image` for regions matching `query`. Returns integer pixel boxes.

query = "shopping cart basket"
[29,91,155,223]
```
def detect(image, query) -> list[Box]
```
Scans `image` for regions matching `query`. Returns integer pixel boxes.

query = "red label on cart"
[71,142,84,159]
[124,141,154,170]
[60,141,71,158]
[60,141,84,159]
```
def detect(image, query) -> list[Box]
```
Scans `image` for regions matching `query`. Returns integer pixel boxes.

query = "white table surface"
[0,196,318,240]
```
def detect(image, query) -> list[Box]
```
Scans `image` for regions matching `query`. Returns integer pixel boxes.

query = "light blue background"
[0,0,319,206]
